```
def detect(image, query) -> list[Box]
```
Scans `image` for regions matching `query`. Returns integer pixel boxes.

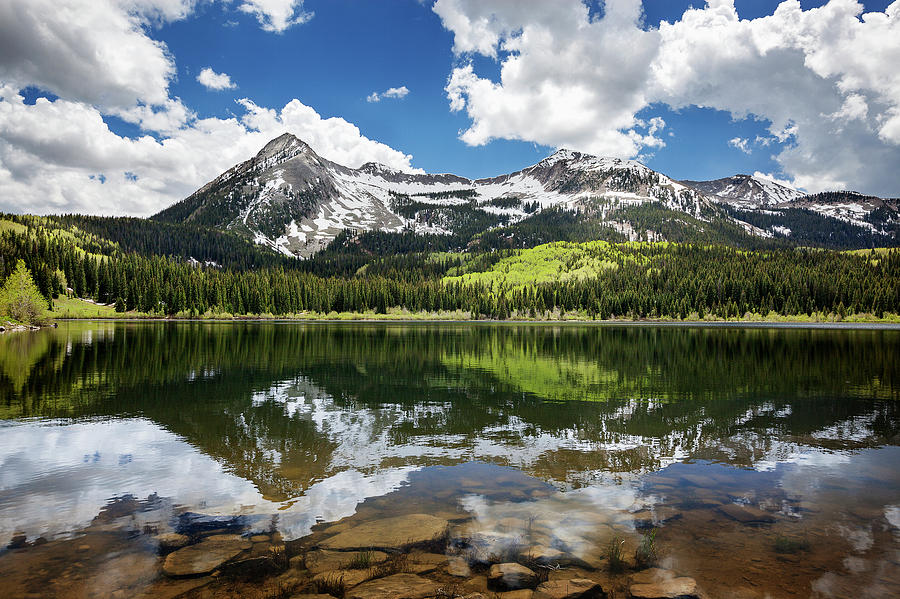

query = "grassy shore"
[46,297,900,324]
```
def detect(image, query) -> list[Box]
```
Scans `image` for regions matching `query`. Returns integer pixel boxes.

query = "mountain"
[680,174,805,207]
[154,134,898,256]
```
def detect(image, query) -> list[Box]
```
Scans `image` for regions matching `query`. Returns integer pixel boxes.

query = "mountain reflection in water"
[0,322,898,598]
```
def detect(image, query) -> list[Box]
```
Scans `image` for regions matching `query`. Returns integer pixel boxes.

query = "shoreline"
[47,317,900,329]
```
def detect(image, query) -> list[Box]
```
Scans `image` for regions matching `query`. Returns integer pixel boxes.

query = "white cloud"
[437,0,660,158]
[197,67,237,91]
[753,170,802,191]
[367,86,410,103]
[729,137,751,154]
[0,0,179,109]
[239,0,312,32]
[0,86,420,217]
[434,0,900,196]
[383,86,409,99]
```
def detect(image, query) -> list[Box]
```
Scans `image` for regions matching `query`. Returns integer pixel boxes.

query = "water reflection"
[0,322,898,597]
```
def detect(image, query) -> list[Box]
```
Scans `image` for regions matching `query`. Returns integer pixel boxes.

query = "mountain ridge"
[153,133,898,257]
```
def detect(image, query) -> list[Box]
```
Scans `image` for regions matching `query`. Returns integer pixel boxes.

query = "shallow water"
[0,322,898,598]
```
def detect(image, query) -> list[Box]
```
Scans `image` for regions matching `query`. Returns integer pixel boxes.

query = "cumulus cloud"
[239,0,312,32]
[0,0,178,109]
[437,0,660,158]
[434,0,900,196]
[367,86,410,103]
[0,87,419,217]
[753,171,802,191]
[197,67,237,91]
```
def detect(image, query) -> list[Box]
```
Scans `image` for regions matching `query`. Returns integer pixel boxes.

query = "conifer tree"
[1,260,49,325]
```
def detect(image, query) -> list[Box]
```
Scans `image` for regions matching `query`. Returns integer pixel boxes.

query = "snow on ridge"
[537,149,646,174]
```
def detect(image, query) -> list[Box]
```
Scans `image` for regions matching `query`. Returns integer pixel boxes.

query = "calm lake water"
[1,322,899,598]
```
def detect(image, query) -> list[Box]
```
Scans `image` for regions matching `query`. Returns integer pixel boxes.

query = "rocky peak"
[252,133,317,171]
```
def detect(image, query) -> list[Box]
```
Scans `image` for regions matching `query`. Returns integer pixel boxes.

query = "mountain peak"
[359,161,402,175]
[247,133,322,175]
[256,133,313,161]
[542,148,587,165]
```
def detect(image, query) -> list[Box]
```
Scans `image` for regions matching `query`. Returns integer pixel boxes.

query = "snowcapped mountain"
[154,134,717,256]
[681,174,805,207]
[153,134,897,256]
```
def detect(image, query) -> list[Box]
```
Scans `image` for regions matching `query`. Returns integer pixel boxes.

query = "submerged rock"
[320,514,448,551]
[629,578,699,599]
[312,568,375,589]
[488,563,539,590]
[447,556,471,577]
[718,504,776,524]
[533,579,604,599]
[303,549,390,574]
[629,570,700,599]
[162,536,252,577]
[154,533,190,552]
[7,533,27,549]
[345,573,441,599]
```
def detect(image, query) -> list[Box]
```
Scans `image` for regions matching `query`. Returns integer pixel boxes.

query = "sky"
[0,0,898,217]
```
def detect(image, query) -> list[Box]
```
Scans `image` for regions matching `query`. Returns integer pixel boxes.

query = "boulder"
[718,504,776,524]
[320,514,448,551]
[630,577,700,599]
[532,579,604,599]
[500,591,534,599]
[162,536,251,577]
[345,573,441,599]
[488,563,539,590]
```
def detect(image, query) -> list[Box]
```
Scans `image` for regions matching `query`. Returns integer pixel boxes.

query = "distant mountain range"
[153,133,899,256]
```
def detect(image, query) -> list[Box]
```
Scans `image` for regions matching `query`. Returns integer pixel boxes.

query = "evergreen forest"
[1,213,897,322]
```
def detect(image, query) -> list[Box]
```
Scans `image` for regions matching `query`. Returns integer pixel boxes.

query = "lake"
[1,322,898,598]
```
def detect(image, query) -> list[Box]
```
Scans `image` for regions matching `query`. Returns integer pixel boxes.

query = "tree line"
[2,222,898,319]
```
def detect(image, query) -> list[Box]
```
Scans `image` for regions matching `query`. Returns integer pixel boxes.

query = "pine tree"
[1,260,49,325]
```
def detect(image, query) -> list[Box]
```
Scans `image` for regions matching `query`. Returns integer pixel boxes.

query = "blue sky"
[1,0,898,216]
[148,0,811,179]
[150,0,895,180]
